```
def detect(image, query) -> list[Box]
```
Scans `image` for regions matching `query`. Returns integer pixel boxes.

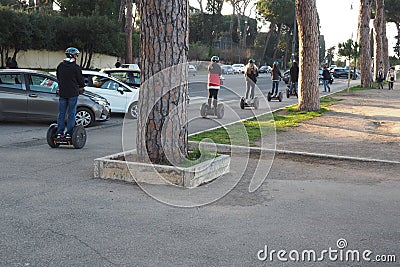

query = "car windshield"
[105,71,140,87]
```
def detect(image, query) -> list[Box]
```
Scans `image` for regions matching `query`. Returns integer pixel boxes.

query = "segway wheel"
[278,92,283,102]
[240,97,245,109]
[47,123,60,148]
[71,125,87,149]
[267,92,272,102]
[253,97,259,110]
[286,88,290,98]
[200,103,208,118]
[216,103,224,119]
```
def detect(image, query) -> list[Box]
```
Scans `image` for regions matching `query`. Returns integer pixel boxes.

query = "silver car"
[0,69,110,127]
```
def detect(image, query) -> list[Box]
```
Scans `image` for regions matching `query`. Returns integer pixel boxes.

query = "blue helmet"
[211,56,219,62]
[65,47,80,58]
[249,58,255,63]
[273,61,279,66]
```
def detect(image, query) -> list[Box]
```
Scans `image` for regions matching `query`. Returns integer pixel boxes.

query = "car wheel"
[127,101,138,119]
[75,107,94,127]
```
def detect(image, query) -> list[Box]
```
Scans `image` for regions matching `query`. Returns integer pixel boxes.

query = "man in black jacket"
[289,61,299,94]
[56,47,85,139]
[322,66,331,92]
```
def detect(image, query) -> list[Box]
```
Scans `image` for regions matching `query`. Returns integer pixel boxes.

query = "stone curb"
[188,141,400,165]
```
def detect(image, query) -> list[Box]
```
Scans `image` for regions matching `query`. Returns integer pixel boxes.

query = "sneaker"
[56,133,62,140]
[65,133,72,140]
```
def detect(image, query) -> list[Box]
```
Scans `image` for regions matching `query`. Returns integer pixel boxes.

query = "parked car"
[82,70,139,119]
[221,65,234,75]
[188,64,197,75]
[0,69,110,127]
[232,63,245,74]
[332,68,357,79]
[282,70,290,84]
[258,65,271,74]
[101,68,141,88]
[120,63,140,71]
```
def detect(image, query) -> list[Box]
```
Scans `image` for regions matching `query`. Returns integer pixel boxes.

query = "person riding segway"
[200,56,224,118]
[286,61,299,98]
[47,47,87,149]
[240,58,260,109]
[267,61,283,102]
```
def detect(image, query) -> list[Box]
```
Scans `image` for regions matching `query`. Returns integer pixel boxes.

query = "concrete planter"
[94,149,230,188]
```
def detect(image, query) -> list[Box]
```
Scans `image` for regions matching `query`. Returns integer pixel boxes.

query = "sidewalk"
[273,87,400,162]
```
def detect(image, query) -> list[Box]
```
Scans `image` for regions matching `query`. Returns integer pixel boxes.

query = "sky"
[189,0,397,56]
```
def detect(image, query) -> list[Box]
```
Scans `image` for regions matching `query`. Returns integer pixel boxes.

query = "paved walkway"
[273,88,400,162]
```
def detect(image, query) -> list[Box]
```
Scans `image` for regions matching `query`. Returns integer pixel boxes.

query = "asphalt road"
[0,73,357,148]
[1,76,398,266]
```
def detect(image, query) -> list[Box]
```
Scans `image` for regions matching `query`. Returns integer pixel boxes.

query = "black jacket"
[322,69,331,80]
[56,60,85,98]
[290,65,299,82]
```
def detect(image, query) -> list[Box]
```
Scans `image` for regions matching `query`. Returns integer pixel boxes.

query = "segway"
[200,102,224,119]
[46,123,87,149]
[267,91,283,102]
[240,97,259,109]
[286,83,298,98]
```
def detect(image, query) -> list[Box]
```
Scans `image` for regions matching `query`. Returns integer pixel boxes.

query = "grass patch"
[189,95,341,146]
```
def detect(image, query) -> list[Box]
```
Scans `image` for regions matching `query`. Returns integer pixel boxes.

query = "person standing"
[322,66,331,92]
[271,61,282,97]
[115,58,121,68]
[244,58,258,99]
[289,61,299,94]
[56,47,85,140]
[376,67,384,89]
[386,67,396,90]
[207,56,222,112]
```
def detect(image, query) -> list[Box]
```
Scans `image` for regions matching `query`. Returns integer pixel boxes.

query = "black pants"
[208,89,218,100]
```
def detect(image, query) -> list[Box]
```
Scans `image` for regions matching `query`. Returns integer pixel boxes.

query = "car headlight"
[92,97,109,107]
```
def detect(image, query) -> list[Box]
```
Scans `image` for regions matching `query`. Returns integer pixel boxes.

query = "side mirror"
[117,87,124,95]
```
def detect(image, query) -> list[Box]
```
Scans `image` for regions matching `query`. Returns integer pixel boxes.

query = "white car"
[232,63,245,74]
[82,70,139,119]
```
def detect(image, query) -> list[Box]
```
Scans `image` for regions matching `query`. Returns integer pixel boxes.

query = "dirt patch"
[258,88,400,162]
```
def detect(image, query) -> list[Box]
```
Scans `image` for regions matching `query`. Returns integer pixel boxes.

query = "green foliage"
[190,96,340,146]
[57,0,120,19]
[0,5,124,68]
[256,0,295,28]
[338,39,360,63]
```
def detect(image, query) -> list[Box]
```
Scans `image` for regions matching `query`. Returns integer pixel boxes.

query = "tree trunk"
[296,0,320,111]
[125,0,133,63]
[137,0,189,165]
[272,23,283,61]
[358,0,372,88]
[382,10,390,72]
[261,23,275,65]
[373,0,385,80]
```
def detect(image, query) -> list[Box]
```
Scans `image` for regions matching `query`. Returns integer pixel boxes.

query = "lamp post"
[291,3,297,63]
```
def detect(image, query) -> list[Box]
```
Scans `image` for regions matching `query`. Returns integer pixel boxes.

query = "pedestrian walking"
[322,66,331,92]
[376,67,384,89]
[386,67,396,90]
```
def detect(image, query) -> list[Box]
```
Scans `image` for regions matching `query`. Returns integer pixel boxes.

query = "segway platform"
[200,103,224,119]
[240,97,259,109]
[267,92,283,102]
[286,86,298,98]
[46,123,87,149]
